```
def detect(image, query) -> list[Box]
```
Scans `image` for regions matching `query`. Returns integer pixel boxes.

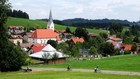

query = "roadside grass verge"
[0,70,139,79]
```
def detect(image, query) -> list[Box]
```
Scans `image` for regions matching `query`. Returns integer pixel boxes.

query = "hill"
[31,54,140,72]
[6,17,107,34]
[39,18,139,29]
[62,18,134,26]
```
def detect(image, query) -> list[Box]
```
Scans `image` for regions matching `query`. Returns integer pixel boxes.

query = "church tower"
[47,10,54,31]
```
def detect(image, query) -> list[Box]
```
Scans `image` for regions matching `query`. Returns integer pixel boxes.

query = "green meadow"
[0,70,139,79]
[6,17,107,34]
[31,54,140,72]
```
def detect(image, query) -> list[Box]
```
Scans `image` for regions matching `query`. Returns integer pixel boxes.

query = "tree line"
[7,9,29,19]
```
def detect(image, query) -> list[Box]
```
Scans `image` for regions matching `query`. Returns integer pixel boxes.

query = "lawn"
[6,17,107,34]
[31,54,140,72]
[0,70,139,79]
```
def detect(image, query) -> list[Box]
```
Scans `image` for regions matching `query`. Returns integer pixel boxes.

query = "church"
[31,10,61,44]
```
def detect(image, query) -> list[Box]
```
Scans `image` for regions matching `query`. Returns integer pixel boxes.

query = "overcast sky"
[9,0,140,21]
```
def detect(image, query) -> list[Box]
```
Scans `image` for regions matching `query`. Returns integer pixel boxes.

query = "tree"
[133,36,140,43]
[123,37,133,44]
[131,44,137,54]
[89,46,97,55]
[65,27,71,33]
[75,27,89,41]
[99,32,108,40]
[7,9,12,16]
[56,42,70,55]
[42,53,50,64]
[124,31,131,37]
[116,32,121,38]
[71,43,82,57]
[109,22,123,34]
[51,53,59,64]
[47,40,57,48]
[0,0,25,72]
[130,25,140,36]
[99,42,114,56]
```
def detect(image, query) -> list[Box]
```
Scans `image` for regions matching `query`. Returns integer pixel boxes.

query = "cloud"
[14,2,23,6]
[74,7,84,14]
[9,0,140,21]
[109,0,125,7]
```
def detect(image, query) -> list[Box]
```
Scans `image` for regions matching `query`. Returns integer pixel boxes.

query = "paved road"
[29,68,140,76]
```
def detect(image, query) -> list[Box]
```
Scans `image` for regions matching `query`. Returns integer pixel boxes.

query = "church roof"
[31,29,60,40]
[47,10,54,30]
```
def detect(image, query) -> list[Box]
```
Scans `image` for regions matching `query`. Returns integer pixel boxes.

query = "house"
[29,44,68,64]
[61,33,72,41]
[23,32,33,43]
[8,26,24,34]
[30,29,61,44]
[20,43,32,52]
[57,29,72,42]
[121,44,132,51]
[110,37,122,44]
[88,33,99,38]
[120,44,132,54]
[9,35,23,45]
[79,49,90,56]
[137,44,140,51]
[70,37,84,44]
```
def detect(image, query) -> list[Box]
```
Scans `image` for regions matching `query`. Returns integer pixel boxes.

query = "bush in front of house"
[124,51,131,55]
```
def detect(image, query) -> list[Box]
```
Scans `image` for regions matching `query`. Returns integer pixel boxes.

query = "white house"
[30,29,60,44]
[29,44,68,64]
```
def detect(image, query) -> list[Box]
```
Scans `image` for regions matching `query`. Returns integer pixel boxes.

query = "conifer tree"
[0,0,25,72]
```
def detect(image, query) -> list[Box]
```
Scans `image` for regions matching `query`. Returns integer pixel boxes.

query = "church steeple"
[47,10,54,31]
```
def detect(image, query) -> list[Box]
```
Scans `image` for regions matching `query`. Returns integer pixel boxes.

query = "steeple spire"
[47,10,54,31]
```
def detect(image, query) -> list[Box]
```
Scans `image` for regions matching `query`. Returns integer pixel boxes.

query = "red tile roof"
[111,37,122,41]
[121,44,132,51]
[8,26,24,29]
[31,29,61,41]
[59,30,66,33]
[32,45,46,53]
[71,37,84,44]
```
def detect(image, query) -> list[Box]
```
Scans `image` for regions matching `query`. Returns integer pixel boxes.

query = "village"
[7,10,139,65]
[1,0,140,79]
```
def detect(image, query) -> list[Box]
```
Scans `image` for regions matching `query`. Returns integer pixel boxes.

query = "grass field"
[31,54,140,72]
[6,17,107,34]
[0,70,139,79]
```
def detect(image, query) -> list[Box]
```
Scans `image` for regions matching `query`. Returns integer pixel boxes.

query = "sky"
[9,0,140,21]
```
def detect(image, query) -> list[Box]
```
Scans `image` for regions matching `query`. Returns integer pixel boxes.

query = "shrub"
[124,51,131,55]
